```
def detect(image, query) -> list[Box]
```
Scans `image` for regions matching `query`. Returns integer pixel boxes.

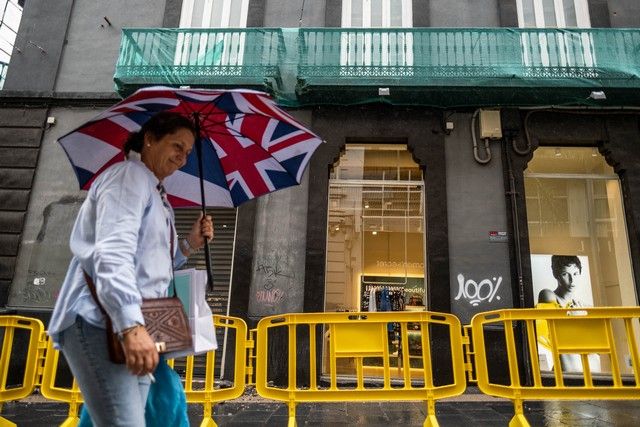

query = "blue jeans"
[59,317,151,427]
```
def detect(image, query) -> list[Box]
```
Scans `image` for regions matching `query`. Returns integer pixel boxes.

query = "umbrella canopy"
[58,86,323,208]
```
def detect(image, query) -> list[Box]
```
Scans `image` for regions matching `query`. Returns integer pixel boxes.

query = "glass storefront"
[525,147,638,376]
[324,143,426,377]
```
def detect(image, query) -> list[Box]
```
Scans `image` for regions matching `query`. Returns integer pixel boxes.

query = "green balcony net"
[115,27,640,107]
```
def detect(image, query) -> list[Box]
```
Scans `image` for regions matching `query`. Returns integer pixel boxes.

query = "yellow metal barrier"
[0,316,46,427]
[471,307,640,427]
[40,338,83,427]
[255,311,466,427]
[462,325,476,383]
[246,328,257,386]
[17,314,246,427]
[171,315,247,427]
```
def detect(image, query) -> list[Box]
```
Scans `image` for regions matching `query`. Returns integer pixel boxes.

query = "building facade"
[1,0,639,383]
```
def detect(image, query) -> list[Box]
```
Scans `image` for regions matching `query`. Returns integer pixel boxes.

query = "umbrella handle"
[194,114,214,292]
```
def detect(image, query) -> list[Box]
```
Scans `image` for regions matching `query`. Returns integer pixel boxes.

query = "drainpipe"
[502,135,532,383]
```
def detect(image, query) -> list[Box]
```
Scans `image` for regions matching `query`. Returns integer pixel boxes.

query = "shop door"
[324,143,426,378]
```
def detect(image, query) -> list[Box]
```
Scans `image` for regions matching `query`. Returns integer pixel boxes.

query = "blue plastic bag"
[78,356,189,427]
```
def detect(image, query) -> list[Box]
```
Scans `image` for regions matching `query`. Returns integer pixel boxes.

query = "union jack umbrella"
[58,86,324,286]
[59,86,323,207]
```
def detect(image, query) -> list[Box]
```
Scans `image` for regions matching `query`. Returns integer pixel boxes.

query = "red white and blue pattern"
[58,87,324,207]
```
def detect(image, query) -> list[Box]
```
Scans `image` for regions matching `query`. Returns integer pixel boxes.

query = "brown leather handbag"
[83,272,192,364]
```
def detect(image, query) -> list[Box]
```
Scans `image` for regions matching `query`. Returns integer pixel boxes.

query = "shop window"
[525,147,638,376]
[340,0,413,67]
[177,0,249,67]
[324,143,426,378]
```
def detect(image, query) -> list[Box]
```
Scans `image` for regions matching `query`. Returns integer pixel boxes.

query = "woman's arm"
[92,164,158,374]
[177,212,214,260]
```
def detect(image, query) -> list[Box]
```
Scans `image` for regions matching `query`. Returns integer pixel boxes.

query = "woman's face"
[143,128,195,180]
[556,264,581,293]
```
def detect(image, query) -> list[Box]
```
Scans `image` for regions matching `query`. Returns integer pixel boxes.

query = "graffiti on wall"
[254,252,295,307]
[454,273,503,307]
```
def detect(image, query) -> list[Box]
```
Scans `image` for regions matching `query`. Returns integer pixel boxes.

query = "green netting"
[114,27,640,107]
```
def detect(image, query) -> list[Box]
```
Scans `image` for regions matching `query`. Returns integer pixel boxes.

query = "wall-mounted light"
[554,147,562,157]
[589,90,606,100]
[372,231,377,235]
[364,202,369,209]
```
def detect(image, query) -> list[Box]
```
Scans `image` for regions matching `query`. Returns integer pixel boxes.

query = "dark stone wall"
[228,201,257,323]
[0,108,46,305]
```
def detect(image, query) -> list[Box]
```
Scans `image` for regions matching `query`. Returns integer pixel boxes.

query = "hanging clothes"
[368,287,377,312]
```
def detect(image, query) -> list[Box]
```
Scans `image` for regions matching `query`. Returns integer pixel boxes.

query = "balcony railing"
[298,28,640,85]
[114,27,640,106]
[114,28,284,95]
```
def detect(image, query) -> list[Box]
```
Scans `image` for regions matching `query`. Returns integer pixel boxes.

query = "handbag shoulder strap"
[82,270,117,333]
[83,270,107,316]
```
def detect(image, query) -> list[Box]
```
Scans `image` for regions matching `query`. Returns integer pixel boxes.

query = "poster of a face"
[530,254,600,373]
[531,254,593,308]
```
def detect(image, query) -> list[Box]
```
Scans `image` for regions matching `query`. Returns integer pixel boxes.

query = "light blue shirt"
[48,159,187,345]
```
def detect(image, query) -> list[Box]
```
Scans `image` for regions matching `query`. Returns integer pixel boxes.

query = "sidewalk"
[4,389,640,426]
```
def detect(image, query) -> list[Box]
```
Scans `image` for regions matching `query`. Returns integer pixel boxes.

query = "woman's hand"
[121,325,159,376]
[186,212,213,251]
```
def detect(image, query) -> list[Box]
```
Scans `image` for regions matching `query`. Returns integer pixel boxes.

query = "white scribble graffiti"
[455,274,502,307]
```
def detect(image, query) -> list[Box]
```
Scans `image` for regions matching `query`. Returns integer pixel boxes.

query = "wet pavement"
[3,394,640,426]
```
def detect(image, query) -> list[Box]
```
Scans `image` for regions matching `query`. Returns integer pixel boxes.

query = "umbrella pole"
[194,113,214,291]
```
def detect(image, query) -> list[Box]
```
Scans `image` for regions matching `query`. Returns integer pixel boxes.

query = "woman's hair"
[124,111,196,154]
[551,255,582,278]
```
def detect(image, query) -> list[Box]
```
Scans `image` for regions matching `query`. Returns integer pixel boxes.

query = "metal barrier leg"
[58,379,81,427]
[0,403,16,427]
[59,414,80,427]
[0,417,16,427]
[287,401,297,427]
[423,398,439,427]
[200,402,216,427]
[508,399,531,427]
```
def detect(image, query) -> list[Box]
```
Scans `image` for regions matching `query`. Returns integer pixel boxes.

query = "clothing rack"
[362,284,406,312]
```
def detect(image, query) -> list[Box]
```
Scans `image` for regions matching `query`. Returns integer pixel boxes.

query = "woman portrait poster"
[531,254,594,308]
[531,254,600,373]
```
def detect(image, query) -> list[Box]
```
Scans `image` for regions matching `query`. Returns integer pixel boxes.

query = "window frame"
[179,0,249,28]
[516,0,591,28]
[341,0,413,28]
